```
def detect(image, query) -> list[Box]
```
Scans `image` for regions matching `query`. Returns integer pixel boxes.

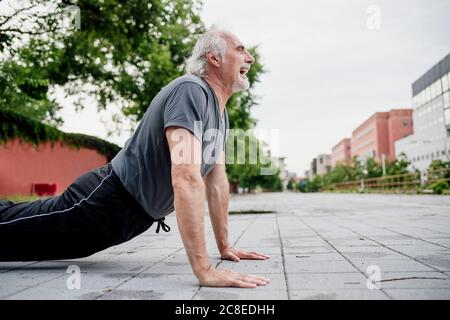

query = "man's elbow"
[171,168,205,193]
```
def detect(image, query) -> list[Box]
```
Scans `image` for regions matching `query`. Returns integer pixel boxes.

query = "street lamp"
[359,159,367,192]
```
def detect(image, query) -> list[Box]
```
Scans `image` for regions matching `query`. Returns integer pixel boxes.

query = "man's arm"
[204,152,270,262]
[204,153,230,254]
[166,127,269,288]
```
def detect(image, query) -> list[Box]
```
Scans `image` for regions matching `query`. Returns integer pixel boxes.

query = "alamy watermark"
[366,265,381,289]
[66,265,81,290]
[168,123,280,176]
[366,5,381,30]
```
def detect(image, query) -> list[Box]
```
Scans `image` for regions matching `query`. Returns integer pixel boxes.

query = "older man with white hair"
[0,29,270,288]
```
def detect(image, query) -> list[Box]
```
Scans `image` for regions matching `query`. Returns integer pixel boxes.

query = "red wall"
[331,138,351,167]
[387,110,414,161]
[375,114,390,160]
[0,138,108,196]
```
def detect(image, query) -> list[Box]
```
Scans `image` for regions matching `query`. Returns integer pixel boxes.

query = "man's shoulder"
[166,74,209,93]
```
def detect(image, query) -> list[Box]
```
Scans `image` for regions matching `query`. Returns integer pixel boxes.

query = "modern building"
[395,53,450,172]
[308,154,331,179]
[316,154,332,175]
[331,138,352,167]
[271,156,287,179]
[351,109,413,162]
[304,170,310,179]
[309,158,317,180]
[271,156,291,190]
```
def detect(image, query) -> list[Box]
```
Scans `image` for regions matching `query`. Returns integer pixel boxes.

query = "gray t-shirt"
[111,74,229,220]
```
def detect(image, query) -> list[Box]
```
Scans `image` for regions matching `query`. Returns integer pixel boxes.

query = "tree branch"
[0,27,50,35]
[0,4,38,27]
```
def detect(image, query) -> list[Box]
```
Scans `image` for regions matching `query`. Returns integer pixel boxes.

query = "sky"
[58,0,450,176]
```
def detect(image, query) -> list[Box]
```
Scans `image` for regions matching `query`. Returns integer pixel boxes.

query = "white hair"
[185,29,228,77]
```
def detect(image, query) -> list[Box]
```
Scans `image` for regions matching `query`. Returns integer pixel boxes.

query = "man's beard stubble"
[231,76,250,93]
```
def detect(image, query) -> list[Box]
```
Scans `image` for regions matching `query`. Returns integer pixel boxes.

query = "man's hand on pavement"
[197,266,270,288]
[220,247,270,262]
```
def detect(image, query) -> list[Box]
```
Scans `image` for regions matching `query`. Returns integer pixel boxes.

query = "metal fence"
[427,167,450,186]
[330,172,422,193]
[322,167,450,194]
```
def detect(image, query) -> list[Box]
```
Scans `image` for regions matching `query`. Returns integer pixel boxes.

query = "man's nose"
[245,51,255,64]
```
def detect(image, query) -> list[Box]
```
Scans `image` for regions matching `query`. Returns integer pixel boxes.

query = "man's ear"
[205,51,221,68]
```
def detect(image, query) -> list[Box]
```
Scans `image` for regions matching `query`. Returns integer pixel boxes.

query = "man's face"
[220,33,255,93]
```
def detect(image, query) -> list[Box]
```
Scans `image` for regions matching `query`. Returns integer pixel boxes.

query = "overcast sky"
[59,0,450,175]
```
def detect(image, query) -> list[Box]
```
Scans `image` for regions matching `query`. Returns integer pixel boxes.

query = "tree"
[286,178,294,190]
[225,131,281,192]
[386,152,411,175]
[365,157,382,178]
[1,0,272,191]
[325,163,357,184]
[427,159,450,194]
[1,0,205,131]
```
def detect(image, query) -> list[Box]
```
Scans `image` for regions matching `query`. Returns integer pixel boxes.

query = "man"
[0,29,270,288]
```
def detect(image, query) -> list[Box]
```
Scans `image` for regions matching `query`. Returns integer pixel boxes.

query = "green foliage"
[427,159,450,194]
[0,108,120,161]
[430,180,448,194]
[1,1,272,191]
[286,179,294,190]
[428,159,450,171]
[304,154,419,193]
[1,0,205,126]
[385,153,411,175]
[225,132,281,192]
[298,177,322,193]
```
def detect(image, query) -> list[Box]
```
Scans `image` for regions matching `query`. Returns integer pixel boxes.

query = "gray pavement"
[1,192,450,300]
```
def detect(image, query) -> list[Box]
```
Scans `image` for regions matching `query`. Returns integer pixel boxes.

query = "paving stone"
[218,259,284,274]
[289,289,389,300]
[285,259,358,273]
[5,271,132,299]
[350,258,437,273]
[194,289,288,300]
[375,272,450,289]
[287,273,368,290]
[285,253,346,262]
[384,289,450,300]
[2,192,450,300]
[339,246,405,260]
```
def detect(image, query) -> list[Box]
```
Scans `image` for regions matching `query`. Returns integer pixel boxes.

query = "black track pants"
[0,163,157,261]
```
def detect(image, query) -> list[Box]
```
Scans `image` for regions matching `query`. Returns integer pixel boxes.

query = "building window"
[403,119,408,127]
[444,108,450,130]
[444,92,450,108]
[444,73,449,92]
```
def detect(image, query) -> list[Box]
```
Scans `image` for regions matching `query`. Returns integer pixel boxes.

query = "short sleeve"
[163,82,207,141]
[223,108,230,151]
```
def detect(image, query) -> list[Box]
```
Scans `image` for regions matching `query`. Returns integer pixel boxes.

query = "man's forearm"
[173,178,210,278]
[206,180,230,253]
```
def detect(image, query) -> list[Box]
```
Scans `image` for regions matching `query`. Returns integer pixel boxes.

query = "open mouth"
[239,68,249,77]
